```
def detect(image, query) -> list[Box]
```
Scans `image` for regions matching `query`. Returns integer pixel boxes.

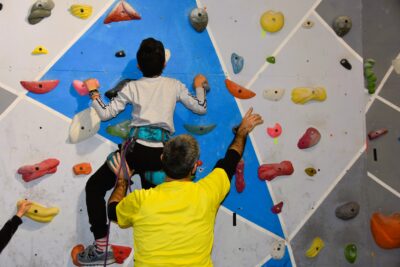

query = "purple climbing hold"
[231,53,244,74]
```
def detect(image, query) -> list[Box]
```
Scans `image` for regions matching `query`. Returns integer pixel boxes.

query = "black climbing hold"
[373,148,377,161]
[115,50,126,57]
[0,3,3,11]
[340,59,352,70]
[335,201,360,220]
[233,212,237,226]
[105,79,134,100]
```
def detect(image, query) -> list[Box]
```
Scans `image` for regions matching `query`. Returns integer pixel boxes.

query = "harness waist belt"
[129,126,170,143]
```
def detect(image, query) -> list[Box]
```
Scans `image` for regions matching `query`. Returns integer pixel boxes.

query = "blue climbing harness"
[128,126,170,143]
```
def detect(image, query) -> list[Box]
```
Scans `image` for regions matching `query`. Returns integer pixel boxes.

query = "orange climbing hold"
[20,80,59,94]
[73,162,92,175]
[71,244,85,266]
[225,79,256,99]
[370,212,400,249]
[104,0,141,24]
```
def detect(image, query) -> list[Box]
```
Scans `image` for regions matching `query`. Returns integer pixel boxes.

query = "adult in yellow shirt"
[107,108,263,266]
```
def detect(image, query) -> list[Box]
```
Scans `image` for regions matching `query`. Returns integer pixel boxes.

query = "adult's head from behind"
[136,37,165,77]
[161,134,200,179]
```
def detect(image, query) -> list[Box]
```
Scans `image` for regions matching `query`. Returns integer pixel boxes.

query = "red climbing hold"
[368,128,388,140]
[225,79,256,99]
[17,158,60,182]
[20,80,59,94]
[271,201,283,214]
[297,127,321,149]
[235,160,245,193]
[267,123,282,138]
[104,0,141,24]
[111,244,132,264]
[258,161,294,181]
[72,80,89,96]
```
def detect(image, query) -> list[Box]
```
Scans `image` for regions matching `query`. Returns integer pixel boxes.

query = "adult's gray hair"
[161,134,199,179]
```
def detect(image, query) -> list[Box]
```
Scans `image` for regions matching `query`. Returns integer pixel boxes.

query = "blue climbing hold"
[231,53,244,74]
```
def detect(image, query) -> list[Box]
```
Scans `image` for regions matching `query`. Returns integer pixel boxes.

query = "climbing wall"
[0,0,398,267]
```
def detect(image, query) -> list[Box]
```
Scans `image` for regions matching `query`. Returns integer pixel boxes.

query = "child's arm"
[177,74,209,115]
[84,78,131,121]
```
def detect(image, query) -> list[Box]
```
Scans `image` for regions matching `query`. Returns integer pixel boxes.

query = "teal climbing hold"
[183,123,216,135]
[344,243,357,264]
[106,120,131,139]
[231,53,244,74]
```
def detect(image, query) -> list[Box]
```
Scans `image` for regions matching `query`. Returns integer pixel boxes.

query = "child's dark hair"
[136,38,165,77]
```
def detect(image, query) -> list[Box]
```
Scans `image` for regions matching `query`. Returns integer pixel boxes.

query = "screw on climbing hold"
[260,11,284,33]
[291,87,327,104]
[258,161,294,181]
[233,212,237,226]
[231,53,244,74]
[183,124,216,135]
[104,0,141,24]
[364,58,377,94]
[105,79,133,100]
[344,243,357,264]
[225,79,256,99]
[305,167,317,177]
[266,56,276,64]
[271,201,283,214]
[271,240,286,259]
[189,7,208,32]
[20,80,59,94]
[263,88,285,101]
[368,128,388,140]
[235,160,245,193]
[28,0,55,25]
[106,120,131,139]
[392,57,400,75]
[335,201,360,220]
[340,59,352,70]
[297,127,321,149]
[115,50,126,57]
[332,16,352,37]
[267,123,282,138]
[0,3,3,11]
[370,212,400,249]
[70,4,93,19]
[305,237,325,258]
[32,45,49,55]
[302,20,314,29]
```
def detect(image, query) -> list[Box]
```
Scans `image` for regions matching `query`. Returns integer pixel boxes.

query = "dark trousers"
[85,142,163,239]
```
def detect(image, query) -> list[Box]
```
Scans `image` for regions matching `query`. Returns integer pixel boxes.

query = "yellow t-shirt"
[116,168,230,267]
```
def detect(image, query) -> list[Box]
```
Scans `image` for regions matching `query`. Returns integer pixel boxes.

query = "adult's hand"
[236,107,263,137]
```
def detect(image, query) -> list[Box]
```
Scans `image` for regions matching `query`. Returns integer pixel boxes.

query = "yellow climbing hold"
[17,200,59,223]
[291,87,327,104]
[305,237,325,258]
[260,11,284,33]
[70,4,93,20]
[32,45,48,55]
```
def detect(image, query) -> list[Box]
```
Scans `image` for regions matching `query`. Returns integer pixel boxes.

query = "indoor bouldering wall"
[0,0,398,266]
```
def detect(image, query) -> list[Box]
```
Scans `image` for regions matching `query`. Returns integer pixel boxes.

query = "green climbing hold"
[266,56,276,64]
[344,243,357,264]
[364,58,377,94]
[106,120,131,139]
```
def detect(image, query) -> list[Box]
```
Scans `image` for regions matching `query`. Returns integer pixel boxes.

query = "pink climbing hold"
[271,201,283,214]
[258,161,294,181]
[267,123,282,138]
[368,128,388,140]
[17,158,60,182]
[20,80,59,94]
[297,127,321,149]
[72,80,89,96]
[235,160,245,193]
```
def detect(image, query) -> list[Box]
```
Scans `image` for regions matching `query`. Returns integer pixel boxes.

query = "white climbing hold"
[271,239,286,260]
[69,107,101,144]
[263,88,285,101]
[392,57,400,75]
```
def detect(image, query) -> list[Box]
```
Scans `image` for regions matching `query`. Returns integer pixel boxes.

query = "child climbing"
[77,37,209,266]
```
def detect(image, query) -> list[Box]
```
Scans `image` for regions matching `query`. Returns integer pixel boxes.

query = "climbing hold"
[335,201,360,220]
[271,240,286,260]
[28,0,55,25]
[370,212,400,249]
[231,53,244,74]
[183,123,216,135]
[225,79,256,99]
[111,245,132,264]
[305,237,325,258]
[32,45,48,55]
[70,4,93,19]
[17,200,59,223]
[297,127,321,149]
[69,107,101,144]
[302,20,314,29]
[0,3,3,11]
[235,160,245,193]
[267,123,282,138]
[165,49,171,63]
[72,80,89,96]
[340,59,352,70]
[145,171,166,185]
[271,201,283,214]
[263,88,285,101]
[260,11,284,33]
[364,58,377,94]
[305,167,317,177]
[105,79,133,100]
[368,128,388,140]
[115,50,126,57]
[17,158,60,182]
[189,7,208,32]
[332,16,352,37]
[291,87,327,104]
[106,120,131,139]
[73,162,92,175]
[344,244,357,264]
[258,161,294,181]
[104,0,141,24]
[266,56,276,64]
[71,244,85,266]
[20,80,59,94]
[392,57,400,75]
